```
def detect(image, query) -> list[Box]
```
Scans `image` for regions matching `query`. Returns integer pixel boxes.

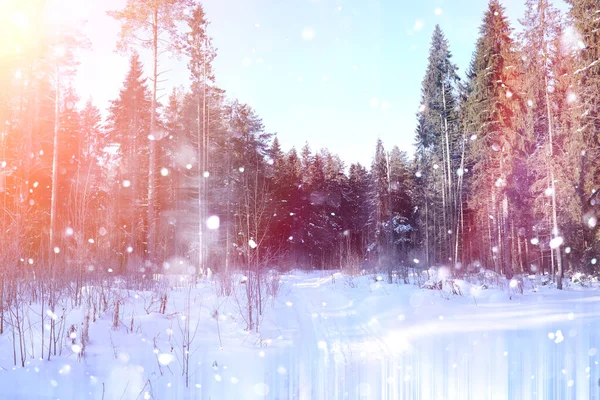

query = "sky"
[71,0,569,167]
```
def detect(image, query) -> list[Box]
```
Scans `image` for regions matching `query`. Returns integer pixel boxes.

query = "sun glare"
[0,6,29,58]
[0,0,90,76]
[11,11,29,31]
[46,0,88,25]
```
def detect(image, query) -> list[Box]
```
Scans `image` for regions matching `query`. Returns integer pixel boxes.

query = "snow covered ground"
[1,270,600,399]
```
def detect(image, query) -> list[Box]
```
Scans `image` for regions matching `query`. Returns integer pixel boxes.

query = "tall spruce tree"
[415,25,460,269]
[105,54,152,272]
[519,0,567,286]
[343,163,371,268]
[370,139,391,270]
[462,0,518,277]
[566,0,600,270]
[186,3,217,272]
[388,146,414,264]
[549,24,587,273]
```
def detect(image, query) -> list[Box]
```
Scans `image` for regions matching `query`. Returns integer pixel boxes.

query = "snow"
[2,270,600,399]
[206,216,220,230]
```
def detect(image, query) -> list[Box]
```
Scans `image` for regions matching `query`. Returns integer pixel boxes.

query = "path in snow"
[277,272,600,400]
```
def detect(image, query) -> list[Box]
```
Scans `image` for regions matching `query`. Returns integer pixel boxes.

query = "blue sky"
[74,0,569,167]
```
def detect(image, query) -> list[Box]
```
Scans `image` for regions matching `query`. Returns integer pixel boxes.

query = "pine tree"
[225,100,271,330]
[415,24,461,269]
[342,163,371,269]
[56,87,82,254]
[45,29,88,272]
[157,88,185,261]
[79,98,104,162]
[565,0,600,270]
[267,137,292,252]
[77,97,109,267]
[413,117,434,267]
[519,0,568,285]
[549,25,587,273]
[388,146,414,267]
[283,148,306,266]
[320,149,345,268]
[185,3,217,272]
[105,54,152,271]
[370,139,391,270]
[462,0,519,278]
[108,0,195,265]
[305,152,328,266]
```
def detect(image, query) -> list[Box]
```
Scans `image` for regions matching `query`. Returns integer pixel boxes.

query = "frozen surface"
[1,271,600,399]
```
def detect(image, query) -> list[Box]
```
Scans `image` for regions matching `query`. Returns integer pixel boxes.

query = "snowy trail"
[277,273,600,400]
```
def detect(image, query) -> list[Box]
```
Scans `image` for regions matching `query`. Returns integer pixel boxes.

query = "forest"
[2,1,600,398]
[0,0,598,294]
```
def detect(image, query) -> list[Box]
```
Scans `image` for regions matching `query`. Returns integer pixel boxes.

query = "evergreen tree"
[283,148,306,266]
[305,152,328,266]
[519,0,568,285]
[156,88,185,261]
[266,137,293,253]
[388,146,414,267]
[462,0,518,277]
[184,2,217,272]
[415,24,461,269]
[79,98,104,162]
[566,0,600,269]
[108,0,195,264]
[224,100,272,329]
[342,163,371,268]
[549,24,587,273]
[105,54,152,271]
[56,87,82,252]
[370,139,392,270]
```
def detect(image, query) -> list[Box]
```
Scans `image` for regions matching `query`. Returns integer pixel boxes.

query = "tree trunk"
[441,82,454,269]
[147,10,159,266]
[502,193,512,279]
[424,184,430,268]
[197,93,204,272]
[49,65,60,275]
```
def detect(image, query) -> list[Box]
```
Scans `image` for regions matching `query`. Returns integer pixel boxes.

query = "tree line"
[416,0,600,288]
[0,0,414,283]
[0,0,598,289]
